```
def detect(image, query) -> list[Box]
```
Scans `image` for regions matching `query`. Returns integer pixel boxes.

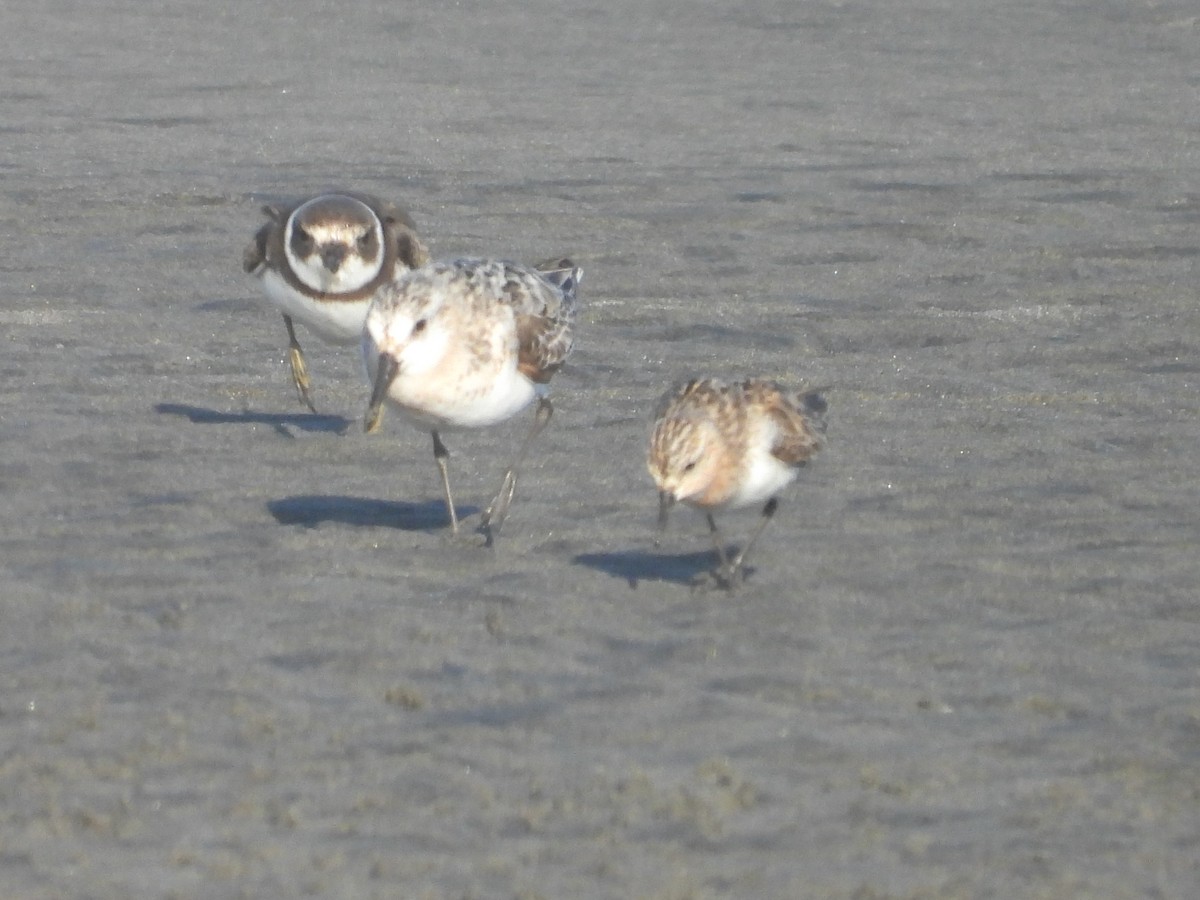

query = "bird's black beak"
[364,354,399,434]
[321,244,347,273]
[657,490,675,532]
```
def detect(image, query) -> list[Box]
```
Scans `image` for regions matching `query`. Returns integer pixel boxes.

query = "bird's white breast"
[725,445,797,509]
[392,358,536,431]
[261,270,369,344]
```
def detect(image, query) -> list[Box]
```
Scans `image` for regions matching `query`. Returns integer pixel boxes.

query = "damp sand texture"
[2,1,1199,898]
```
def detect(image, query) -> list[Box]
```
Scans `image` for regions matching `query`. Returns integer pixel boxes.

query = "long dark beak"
[321,244,347,273]
[657,491,675,532]
[364,354,398,434]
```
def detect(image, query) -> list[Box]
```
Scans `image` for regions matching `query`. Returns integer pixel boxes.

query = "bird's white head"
[285,195,384,294]
[364,278,455,381]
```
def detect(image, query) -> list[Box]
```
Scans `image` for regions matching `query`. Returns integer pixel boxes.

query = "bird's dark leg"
[706,512,738,583]
[726,497,779,585]
[480,396,553,545]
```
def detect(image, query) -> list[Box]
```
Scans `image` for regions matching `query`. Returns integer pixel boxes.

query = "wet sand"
[2,1,1198,897]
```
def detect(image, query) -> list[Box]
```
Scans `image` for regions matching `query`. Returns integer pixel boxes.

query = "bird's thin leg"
[431,430,459,534]
[283,314,317,413]
[727,497,779,583]
[705,512,735,574]
[480,396,553,543]
[687,512,738,593]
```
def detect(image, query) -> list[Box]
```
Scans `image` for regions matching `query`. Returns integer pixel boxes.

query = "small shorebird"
[648,377,827,589]
[243,192,428,412]
[362,256,580,545]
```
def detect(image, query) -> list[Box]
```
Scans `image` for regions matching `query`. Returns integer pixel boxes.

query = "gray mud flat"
[2,2,1198,898]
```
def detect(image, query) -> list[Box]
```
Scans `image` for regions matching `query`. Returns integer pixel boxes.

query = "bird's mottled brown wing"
[242,200,298,274]
[515,313,573,383]
[393,225,429,270]
[242,203,288,274]
[493,261,574,317]
[494,261,579,383]
[743,379,826,466]
[242,223,269,274]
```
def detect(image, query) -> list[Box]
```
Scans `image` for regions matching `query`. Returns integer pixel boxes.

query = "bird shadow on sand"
[573,547,749,590]
[155,402,353,435]
[267,494,479,531]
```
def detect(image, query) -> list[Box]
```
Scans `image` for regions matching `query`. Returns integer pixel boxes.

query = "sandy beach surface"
[2,1,1198,897]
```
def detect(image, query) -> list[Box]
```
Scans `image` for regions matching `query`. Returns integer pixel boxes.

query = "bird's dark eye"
[683,461,697,473]
[412,319,427,335]
[292,227,313,250]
